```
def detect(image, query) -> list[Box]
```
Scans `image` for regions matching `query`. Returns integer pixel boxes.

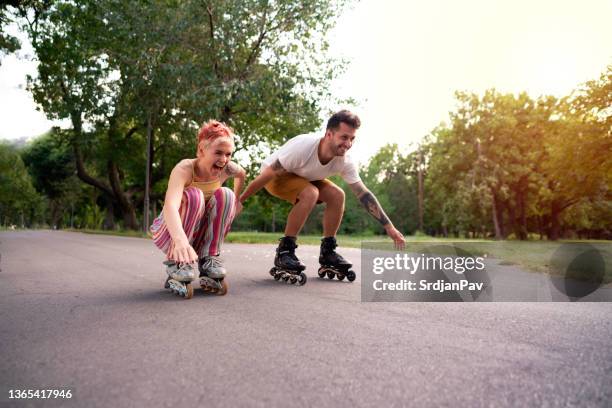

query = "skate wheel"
[185,283,194,299]
[296,272,307,286]
[216,279,228,296]
[347,271,356,282]
[274,273,282,281]
[282,274,290,283]
[326,271,335,279]
[317,268,326,278]
[289,276,298,284]
[164,277,171,289]
[337,274,345,281]
[269,267,277,277]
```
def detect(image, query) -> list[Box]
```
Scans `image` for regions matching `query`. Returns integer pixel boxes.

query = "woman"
[151,120,245,298]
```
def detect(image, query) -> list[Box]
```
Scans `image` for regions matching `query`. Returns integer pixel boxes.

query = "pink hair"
[197,120,234,144]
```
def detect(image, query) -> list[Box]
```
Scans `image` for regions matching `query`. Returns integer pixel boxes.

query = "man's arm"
[349,181,405,249]
[239,159,285,204]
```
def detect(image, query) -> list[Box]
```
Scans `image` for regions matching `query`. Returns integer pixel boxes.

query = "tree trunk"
[107,160,138,229]
[548,202,561,241]
[490,189,502,240]
[516,181,528,240]
[417,149,424,232]
[144,113,152,233]
[103,199,115,230]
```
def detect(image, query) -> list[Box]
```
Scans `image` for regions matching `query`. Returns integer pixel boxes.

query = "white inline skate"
[163,260,197,299]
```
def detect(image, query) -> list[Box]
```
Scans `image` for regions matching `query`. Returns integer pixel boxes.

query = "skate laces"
[204,256,223,268]
[176,263,195,273]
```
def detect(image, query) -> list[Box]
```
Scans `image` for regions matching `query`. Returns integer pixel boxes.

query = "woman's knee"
[182,186,205,208]
[213,187,236,202]
[208,187,236,210]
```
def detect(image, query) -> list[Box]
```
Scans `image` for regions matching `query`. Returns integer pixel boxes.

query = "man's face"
[327,122,357,156]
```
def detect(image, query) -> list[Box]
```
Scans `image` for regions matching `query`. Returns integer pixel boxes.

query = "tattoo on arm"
[359,192,390,226]
[349,182,367,196]
[271,159,285,172]
[224,162,240,177]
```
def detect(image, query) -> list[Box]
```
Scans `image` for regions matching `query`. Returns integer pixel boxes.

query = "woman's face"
[199,137,234,177]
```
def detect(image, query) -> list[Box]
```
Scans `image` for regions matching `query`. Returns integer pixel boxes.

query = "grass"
[15,228,611,283]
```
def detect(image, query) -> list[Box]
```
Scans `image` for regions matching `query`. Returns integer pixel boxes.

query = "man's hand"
[239,162,282,204]
[169,239,199,264]
[385,225,405,250]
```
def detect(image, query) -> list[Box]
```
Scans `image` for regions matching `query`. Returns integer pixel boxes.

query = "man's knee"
[330,184,345,204]
[297,185,319,205]
[321,184,345,206]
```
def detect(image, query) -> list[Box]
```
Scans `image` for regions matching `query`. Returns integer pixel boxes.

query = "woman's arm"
[162,162,199,263]
[223,162,247,215]
[224,161,246,197]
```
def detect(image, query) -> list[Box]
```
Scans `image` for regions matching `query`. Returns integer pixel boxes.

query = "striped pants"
[150,186,236,257]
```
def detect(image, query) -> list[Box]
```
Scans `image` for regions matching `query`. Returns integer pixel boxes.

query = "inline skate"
[163,260,197,299]
[269,236,307,286]
[198,255,228,295]
[317,237,356,282]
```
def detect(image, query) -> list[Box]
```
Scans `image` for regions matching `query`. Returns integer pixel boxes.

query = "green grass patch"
[50,229,612,283]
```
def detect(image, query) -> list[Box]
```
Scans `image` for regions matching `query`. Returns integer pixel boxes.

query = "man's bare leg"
[317,182,345,237]
[284,185,319,236]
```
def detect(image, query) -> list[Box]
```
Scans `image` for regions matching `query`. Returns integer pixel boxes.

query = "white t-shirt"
[262,133,361,184]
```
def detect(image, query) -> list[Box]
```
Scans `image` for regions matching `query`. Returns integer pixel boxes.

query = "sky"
[1,0,611,164]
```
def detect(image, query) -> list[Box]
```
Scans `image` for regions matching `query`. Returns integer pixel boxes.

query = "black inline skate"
[269,236,307,286]
[318,236,356,282]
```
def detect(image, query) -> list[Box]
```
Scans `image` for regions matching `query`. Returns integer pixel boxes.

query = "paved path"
[1,231,610,407]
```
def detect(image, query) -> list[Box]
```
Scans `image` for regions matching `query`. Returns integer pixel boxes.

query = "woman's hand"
[169,239,199,264]
[234,200,243,216]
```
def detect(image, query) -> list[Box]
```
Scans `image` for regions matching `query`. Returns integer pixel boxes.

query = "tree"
[0,142,44,227]
[20,129,85,228]
[22,0,349,230]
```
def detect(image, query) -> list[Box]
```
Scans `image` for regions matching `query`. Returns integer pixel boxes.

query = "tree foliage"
[21,0,348,229]
[0,142,44,226]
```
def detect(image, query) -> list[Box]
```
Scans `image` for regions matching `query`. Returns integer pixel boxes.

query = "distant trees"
[0,142,43,227]
[422,65,611,240]
[1,1,608,239]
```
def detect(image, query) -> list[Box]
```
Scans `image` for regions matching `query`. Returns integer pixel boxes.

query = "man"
[239,110,405,276]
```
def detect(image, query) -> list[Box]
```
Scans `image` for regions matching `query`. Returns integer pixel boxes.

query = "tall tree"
[22,0,348,229]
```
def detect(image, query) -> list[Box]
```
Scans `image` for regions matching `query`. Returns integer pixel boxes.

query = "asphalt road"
[1,231,611,407]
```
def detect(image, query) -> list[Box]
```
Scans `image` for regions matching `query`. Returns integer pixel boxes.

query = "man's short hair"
[326,110,361,130]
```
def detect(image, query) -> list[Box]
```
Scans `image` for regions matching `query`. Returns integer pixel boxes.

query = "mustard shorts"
[264,173,335,204]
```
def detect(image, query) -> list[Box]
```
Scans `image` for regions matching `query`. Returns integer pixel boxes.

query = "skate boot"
[318,236,356,282]
[198,255,228,295]
[163,260,196,299]
[269,236,307,286]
